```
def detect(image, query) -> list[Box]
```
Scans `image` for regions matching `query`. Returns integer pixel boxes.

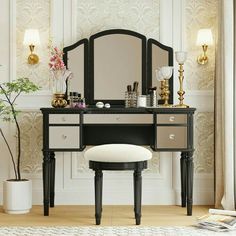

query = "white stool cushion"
[85,144,152,163]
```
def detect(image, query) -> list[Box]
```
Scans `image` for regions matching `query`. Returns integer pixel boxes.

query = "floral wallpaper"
[16,0,50,89]
[76,0,160,40]
[185,0,218,90]
[18,112,43,173]
[194,112,214,173]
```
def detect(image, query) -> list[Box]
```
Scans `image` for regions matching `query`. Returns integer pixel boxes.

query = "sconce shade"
[196,29,213,46]
[23,29,40,45]
[175,51,187,64]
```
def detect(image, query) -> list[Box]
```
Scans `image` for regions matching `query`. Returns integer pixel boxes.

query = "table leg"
[186,151,194,216]
[134,170,142,225]
[180,152,187,207]
[43,151,51,216]
[50,152,55,208]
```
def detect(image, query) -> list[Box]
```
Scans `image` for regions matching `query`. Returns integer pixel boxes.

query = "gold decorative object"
[157,66,173,107]
[197,45,208,65]
[163,79,171,107]
[23,29,40,65]
[175,51,189,108]
[196,29,213,65]
[51,93,67,108]
[28,44,39,65]
[159,80,165,100]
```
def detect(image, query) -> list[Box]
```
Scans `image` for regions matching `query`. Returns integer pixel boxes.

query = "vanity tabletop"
[40,106,196,114]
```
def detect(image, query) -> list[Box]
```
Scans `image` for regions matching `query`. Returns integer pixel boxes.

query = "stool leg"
[95,170,103,225]
[134,170,142,225]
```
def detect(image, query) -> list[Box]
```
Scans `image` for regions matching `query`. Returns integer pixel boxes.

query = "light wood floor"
[0,205,210,227]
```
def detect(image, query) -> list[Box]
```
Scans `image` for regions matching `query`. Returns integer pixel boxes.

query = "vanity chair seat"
[85,144,152,225]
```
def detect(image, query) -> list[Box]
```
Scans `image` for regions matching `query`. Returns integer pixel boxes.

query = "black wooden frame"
[147,38,174,104]
[63,38,89,101]
[89,29,147,105]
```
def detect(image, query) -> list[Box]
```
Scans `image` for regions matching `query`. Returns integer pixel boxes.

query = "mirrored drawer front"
[49,127,80,149]
[49,114,80,124]
[156,127,187,149]
[84,114,153,124]
[156,114,187,124]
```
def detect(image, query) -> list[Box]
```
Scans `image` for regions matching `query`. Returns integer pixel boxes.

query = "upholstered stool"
[85,144,152,225]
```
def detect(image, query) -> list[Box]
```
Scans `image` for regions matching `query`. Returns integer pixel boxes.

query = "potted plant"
[0,78,40,214]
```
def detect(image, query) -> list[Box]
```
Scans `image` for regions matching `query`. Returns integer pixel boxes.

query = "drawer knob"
[62,134,67,140]
[62,117,66,122]
[169,116,175,122]
[116,117,120,121]
[169,134,175,140]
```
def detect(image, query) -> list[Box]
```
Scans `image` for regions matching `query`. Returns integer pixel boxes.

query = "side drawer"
[156,114,187,124]
[156,126,187,149]
[84,114,153,124]
[49,114,80,124]
[49,127,80,149]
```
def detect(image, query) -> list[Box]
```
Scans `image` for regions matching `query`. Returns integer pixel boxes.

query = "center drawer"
[84,114,153,124]
[49,127,80,149]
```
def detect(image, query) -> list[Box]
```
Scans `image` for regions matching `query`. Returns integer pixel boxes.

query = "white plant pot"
[3,179,32,214]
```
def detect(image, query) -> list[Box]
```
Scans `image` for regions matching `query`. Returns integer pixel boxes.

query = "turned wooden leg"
[50,152,55,208]
[134,170,142,225]
[43,151,51,216]
[180,152,187,207]
[186,151,194,216]
[95,170,103,225]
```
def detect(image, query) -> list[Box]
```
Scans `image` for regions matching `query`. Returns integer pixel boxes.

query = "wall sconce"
[23,29,40,65]
[196,29,213,65]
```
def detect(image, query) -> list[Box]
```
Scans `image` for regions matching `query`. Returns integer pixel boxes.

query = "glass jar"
[137,95,147,107]
[70,92,78,108]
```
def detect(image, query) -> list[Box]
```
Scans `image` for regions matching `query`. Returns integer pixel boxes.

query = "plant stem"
[0,84,21,180]
[0,128,17,179]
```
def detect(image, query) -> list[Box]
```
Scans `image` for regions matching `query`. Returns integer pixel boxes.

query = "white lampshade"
[196,29,213,46]
[155,68,164,81]
[159,66,173,80]
[23,29,40,45]
[175,51,187,64]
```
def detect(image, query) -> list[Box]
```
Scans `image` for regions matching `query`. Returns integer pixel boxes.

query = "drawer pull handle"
[169,116,175,122]
[169,134,175,140]
[62,134,67,140]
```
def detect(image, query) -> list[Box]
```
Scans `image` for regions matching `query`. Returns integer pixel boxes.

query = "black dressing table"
[41,106,195,216]
[41,29,196,217]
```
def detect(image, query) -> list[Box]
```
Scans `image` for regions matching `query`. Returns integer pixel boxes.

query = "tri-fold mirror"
[63,29,173,106]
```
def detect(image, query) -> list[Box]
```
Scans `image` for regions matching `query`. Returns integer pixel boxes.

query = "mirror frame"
[147,38,173,104]
[63,38,89,101]
[89,29,147,105]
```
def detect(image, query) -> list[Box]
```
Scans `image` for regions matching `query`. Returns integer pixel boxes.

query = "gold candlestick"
[163,79,171,107]
[159,80,165,100]
[174,51,189,108]
[175,63,189,108]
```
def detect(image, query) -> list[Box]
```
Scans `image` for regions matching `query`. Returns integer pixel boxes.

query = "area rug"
[0,226,234,236]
